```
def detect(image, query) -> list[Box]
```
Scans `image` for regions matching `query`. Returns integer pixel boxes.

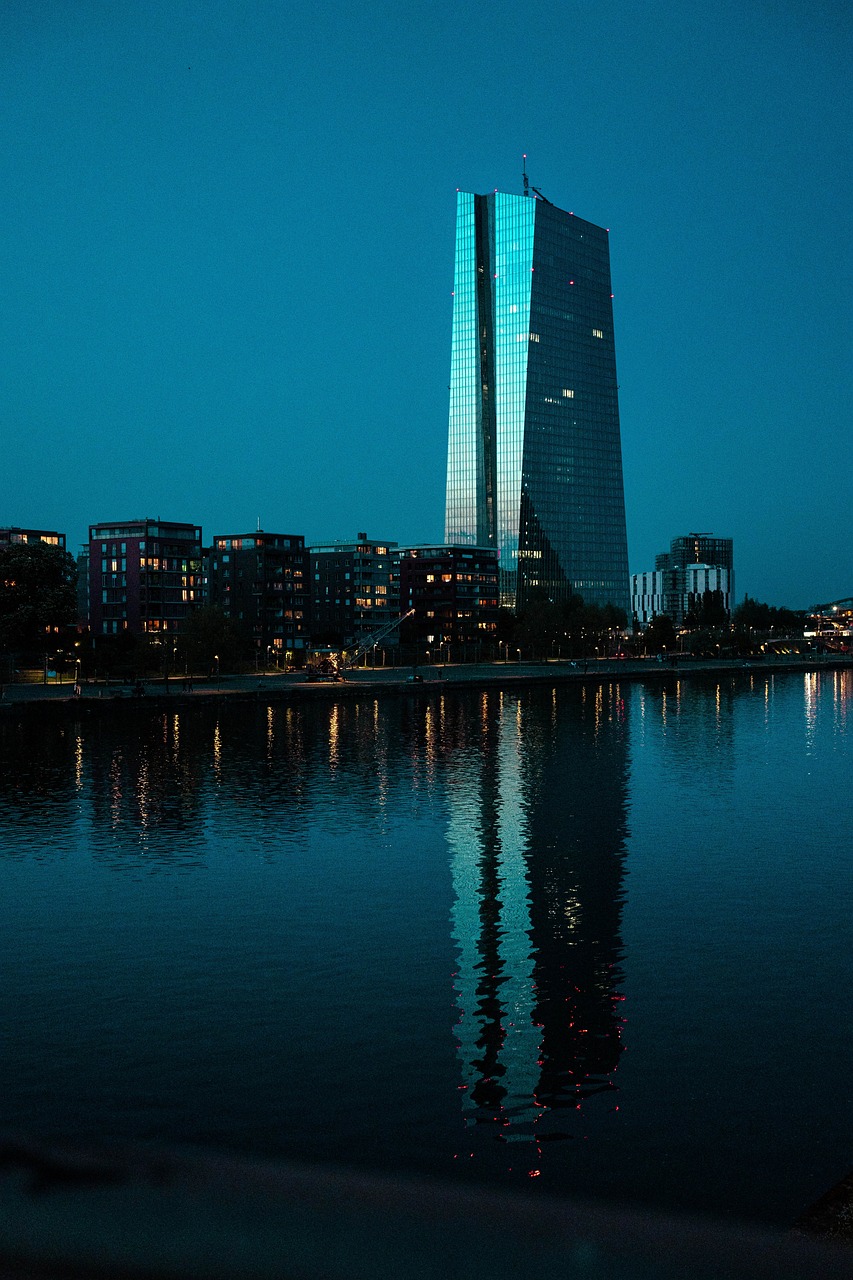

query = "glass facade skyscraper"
[444,191,629,613]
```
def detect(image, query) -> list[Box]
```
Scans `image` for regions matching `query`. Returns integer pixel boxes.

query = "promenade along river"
[0,669,850,1227]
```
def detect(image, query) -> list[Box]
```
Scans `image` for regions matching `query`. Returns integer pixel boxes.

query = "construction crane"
[341,610,415,669]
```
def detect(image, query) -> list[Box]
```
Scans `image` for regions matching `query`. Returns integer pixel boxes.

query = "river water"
[0,670,849,1227]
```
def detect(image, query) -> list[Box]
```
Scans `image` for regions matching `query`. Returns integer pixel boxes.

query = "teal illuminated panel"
[444,193,481,546]
[493,192,535,606]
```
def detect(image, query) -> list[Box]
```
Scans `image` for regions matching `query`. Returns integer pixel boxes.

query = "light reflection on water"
[0,670,850,1226]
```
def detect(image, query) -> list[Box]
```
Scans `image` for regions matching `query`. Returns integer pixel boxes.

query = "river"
[0,668,849,1227]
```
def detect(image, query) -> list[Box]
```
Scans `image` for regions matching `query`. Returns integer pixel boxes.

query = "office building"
[631,569,665,627]
[396,544,499,649]
[88,519,202,636]
[657,534,734,579]
[310,534,398,647]
[208,531,308,657]
[444,188,629,613]
[633,533,734,626]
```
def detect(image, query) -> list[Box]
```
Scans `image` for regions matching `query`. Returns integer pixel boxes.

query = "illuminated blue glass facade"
[445,191,629,613]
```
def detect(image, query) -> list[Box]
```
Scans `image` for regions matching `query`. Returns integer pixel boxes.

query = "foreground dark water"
[0,670,850,1227]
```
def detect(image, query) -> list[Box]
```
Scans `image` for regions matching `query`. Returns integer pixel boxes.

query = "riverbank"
[1,653,850,720]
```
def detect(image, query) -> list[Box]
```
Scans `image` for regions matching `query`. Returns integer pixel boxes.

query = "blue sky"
[1,0,849,607]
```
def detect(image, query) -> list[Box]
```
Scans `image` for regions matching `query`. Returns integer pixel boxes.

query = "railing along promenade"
[1,652,851,718]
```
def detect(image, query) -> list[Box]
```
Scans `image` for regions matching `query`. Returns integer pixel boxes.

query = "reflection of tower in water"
[449,685,630,1152]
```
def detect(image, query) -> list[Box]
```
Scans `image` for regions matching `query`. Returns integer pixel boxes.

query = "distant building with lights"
[0,526,66,549]
[444,188,629,614]
[632,533,734,627]
[396,544,499,649]
[87,518,202,636]
[309,534,398,647]
[208,531,308,657]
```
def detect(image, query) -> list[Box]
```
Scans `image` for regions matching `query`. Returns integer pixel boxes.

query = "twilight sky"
[1,0,849,607]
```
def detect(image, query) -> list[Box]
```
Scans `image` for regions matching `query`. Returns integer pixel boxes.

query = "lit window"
[593,329,604,339]
[562,389,574,398]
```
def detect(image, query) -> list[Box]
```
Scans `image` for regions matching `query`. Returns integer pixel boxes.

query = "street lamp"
[214,653,220,688]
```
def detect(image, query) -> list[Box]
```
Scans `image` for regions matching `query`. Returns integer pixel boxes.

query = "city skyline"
[1,2,849,608]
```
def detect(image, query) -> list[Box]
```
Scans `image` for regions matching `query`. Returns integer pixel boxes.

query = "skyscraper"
[444,189,629,613]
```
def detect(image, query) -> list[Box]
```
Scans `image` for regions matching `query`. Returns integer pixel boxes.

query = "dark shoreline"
[2,654,850,722]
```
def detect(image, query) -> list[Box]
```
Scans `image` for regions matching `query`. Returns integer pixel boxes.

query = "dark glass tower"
[444,191,629,612]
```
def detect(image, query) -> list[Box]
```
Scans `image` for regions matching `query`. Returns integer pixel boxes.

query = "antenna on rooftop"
[257,516,261,532]
[523,155,553,204]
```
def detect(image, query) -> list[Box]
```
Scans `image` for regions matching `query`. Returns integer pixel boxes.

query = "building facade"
[444,189,629,614]
[309,534,398,647]
[0,526,66,549]
[88,519,202,636]
[396,544,499,649]
[631,570,665,627]
[208,531,308,657]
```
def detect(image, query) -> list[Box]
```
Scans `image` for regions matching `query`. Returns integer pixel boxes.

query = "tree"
[510,592,627,658]
[181,606,248,673]
[733,596,805,634]
[0,542,78,657]
[643,613,677,653]
[684,589,729,630]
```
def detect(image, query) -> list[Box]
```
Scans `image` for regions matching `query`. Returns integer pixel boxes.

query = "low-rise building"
[396,544,499,650]
[0,526,66,549]
[309,534,398,647]
[88,518,203,636]
[208,531,308,658]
